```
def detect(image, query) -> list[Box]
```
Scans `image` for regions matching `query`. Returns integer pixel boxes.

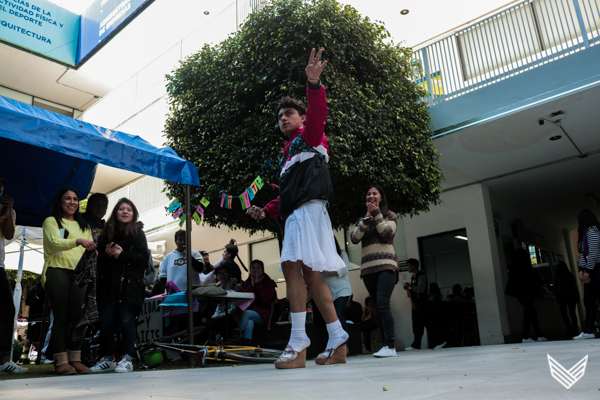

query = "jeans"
[0,268,15,357]
[45,267,87,354]
[517,295,543,339]
[362,270,396,348]
[583,267,600,334]
[98,287,140,357]
[236,310,264,340]
[333,296,350,334]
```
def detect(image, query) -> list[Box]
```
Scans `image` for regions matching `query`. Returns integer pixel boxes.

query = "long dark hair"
[577,209,600,244]
[555,261,571,277]
[51,186,89,232]
[99,198,140,244]
[510,248,533,272]
[367,184,389,216]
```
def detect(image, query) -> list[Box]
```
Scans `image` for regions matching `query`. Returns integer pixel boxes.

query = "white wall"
[404,183,507,345]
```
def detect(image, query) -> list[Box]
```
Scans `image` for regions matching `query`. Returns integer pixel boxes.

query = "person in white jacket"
[157,230,203,292]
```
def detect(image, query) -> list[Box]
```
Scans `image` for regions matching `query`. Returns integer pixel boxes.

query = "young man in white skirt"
[248,48,348,368]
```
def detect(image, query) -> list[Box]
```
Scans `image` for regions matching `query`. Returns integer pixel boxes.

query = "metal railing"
[412,0,600,105]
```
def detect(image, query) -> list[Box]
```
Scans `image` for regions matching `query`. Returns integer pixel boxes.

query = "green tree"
[163,0,442,237]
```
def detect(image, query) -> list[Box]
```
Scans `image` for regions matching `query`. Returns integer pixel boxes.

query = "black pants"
[361,319,378,351]
[583,267,600,334]
[363,270,396,348]
[0,268,15,357]
[517,295,543,340]
[556,297,579,337]
[44,267,87,354]
[411,306,443,349]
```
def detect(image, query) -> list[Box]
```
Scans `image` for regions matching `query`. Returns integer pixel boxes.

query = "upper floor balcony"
[412,0,600,135]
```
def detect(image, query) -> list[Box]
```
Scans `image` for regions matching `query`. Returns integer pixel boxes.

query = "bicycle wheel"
[217,347,281,363]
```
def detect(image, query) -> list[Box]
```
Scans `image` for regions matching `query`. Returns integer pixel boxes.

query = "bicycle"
[134,327,282,367]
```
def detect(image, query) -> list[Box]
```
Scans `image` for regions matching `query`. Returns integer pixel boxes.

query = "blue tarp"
[0,95,199,227]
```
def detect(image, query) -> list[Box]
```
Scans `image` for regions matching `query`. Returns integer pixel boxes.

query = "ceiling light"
[549,135,562,141]
[454,235,468,241]
[400,9,409,15]
[204,11,209,15]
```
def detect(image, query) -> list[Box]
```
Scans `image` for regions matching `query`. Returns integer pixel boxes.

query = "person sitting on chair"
[233,260,277,345]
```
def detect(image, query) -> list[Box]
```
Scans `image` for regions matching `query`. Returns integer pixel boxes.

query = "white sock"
[288,312,310,351]
[325,320,349,351]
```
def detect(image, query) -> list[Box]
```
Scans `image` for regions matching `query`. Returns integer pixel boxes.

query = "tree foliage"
[163,0,442,237]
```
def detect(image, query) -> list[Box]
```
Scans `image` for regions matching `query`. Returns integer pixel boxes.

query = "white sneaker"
[89,356,117,372]
[404,346,418,351]
[434,341,447,350]
[115,356,134,373]
[41,358,54,365]
[522,338,536,343]
[373,346,398,358]
[573,332,595,340]
[0,361,28,374]
[537,337,548,342]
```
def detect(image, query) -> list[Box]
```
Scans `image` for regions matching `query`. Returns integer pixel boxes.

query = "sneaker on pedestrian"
[573,332,595,340]
[522,338,536,343]
[115,356,134,373]
[404,346,419,351]
[537,337,548,342]
[434,341,447,350]
[373,346,398,357]
[0,361,28,374]
[41,357,54,365]
[89,356,116,372]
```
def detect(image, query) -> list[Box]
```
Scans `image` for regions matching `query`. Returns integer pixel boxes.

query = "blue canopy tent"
[0,95,201,356]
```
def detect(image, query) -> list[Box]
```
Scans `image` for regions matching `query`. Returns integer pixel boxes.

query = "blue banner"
[77,0,151,63]
[0,0,79,65]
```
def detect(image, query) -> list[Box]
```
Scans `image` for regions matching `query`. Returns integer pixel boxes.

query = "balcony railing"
[412,0,600,105]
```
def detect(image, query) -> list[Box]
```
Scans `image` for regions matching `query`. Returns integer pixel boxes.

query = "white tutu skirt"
[279,200,346,272]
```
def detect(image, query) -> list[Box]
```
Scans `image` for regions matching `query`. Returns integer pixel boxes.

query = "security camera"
[538,119,544,125]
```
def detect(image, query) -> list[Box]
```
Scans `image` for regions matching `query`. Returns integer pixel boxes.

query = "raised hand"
[305,48,328,81]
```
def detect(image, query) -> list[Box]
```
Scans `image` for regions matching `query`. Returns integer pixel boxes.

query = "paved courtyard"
[1,339,598,399]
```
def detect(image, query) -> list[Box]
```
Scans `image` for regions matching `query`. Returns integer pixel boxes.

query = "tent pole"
[185,185,195,366]
[11,232,26,361]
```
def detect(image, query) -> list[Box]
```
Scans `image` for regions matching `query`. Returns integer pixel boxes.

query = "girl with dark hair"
[554,261,580,338]
[574,209,600,340]
[89,198,148,373]
[506,248,551,343]
[350,185,398,357]
[42,186,96,375]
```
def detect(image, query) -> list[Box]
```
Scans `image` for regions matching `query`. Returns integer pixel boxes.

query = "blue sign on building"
[0,0,79,65]
[77,0,152,63]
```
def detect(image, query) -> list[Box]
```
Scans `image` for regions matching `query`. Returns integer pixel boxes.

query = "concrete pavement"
[1,339,598,399]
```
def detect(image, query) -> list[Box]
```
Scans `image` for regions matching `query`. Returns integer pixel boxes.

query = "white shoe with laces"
[573,332,595,340]
[434,341,447,350]
[115,356,134,373]
[373,346,398,358]
[89,356,116,372]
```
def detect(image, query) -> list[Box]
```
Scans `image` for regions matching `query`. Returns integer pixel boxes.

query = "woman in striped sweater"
[350,185,398,357]
[574,209,600,340]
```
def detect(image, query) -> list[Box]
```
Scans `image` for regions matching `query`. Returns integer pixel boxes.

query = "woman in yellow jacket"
[42,186,96,375]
